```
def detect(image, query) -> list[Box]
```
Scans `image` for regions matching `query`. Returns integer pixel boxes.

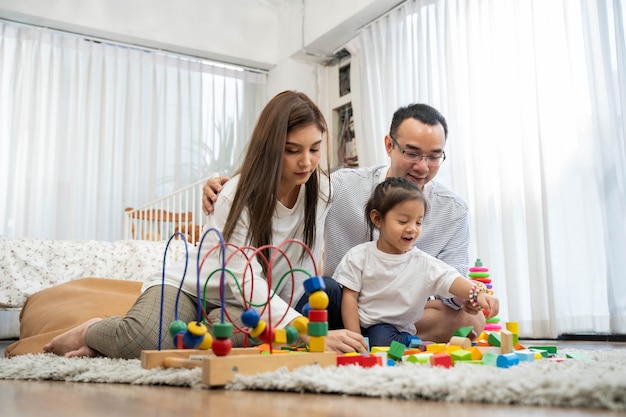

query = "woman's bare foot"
[43,318,102,358]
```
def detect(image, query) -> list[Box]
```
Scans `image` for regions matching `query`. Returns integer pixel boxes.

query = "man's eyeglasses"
[390,135,446,167]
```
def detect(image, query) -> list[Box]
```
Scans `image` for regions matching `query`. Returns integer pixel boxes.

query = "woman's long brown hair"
[222,91,331,275]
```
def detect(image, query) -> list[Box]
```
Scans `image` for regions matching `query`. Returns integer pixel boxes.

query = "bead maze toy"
[140,228,336,386]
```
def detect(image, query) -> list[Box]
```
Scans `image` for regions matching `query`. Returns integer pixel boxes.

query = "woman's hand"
[324,329,368,353]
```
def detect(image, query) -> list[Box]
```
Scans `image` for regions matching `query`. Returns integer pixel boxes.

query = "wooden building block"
[430,352,453,368]
[500,329,513,354]
[451,349,472,362]
[426,343,447,353]
[467,346,483,360]
[452,326,474,338]
[449,336,472,349]
[488,332,501,347]
[388,340,406,360]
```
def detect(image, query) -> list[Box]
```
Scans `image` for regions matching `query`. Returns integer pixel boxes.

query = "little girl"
[334,176,499,347]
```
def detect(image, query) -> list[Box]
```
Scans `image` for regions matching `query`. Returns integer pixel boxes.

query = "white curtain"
[347,0,626,337]
[0,20,267,242]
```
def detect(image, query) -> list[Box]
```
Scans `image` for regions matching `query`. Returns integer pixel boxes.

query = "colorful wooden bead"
[307,309,328,322]
[273,328,287,344]
[308,290,329,310]
[303,276,326,294]
[285,325,299,344]
[211,337,232,356]
[249,320,267,338]
[187,321,208,336]
[307,321,328,337]
[257,326,275,344]
[241,308,260,328]
[198,333,213,350]
[169,320,187,337]
[182,330,204,348]
[291,316,309,334]
[213,322,234,338]
[301,302,311,317]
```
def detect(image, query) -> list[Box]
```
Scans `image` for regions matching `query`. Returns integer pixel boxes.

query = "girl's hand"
[478,293,500,319]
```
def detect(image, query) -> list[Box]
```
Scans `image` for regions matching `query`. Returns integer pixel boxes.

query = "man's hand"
[202,176,230,215]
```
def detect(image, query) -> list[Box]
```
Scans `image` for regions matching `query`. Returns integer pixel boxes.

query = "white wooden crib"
[123,175,216,246]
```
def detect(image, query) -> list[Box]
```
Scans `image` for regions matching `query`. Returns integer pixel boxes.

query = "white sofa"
[0,237,189,340]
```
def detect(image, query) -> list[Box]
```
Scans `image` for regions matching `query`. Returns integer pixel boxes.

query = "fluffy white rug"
[1,350,625,411]
[0,354,205,389]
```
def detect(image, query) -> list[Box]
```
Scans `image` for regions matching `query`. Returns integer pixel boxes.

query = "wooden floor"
[1,340,625,417]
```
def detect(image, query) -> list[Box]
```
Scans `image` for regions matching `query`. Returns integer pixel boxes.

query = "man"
[204,103,484,342]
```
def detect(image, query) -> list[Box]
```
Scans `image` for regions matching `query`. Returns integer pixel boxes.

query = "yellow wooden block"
[468,346,483,360]
[505,321,519,334]
[308,335,325,352]
[446,345,461,354]
[426,343,447,353]
[371,346,390,353]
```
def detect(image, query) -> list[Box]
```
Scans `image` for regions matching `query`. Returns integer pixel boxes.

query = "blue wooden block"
[496,352,520,368]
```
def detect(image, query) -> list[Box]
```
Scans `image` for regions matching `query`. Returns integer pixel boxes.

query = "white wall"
[0,0,404,99]
[0,0,279,69]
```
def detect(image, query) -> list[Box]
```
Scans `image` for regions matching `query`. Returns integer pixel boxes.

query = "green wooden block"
[488,332,501,347]
[482,352,498,366]
[452,326,474,338]
[529,345,557,354]
[408,353,432,364]
[388,340,406,360]
[566,351,594,362]
[451,349,472,362]
[405,354,419,364]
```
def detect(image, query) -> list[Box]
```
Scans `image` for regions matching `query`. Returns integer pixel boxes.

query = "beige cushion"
[5,278,141,357]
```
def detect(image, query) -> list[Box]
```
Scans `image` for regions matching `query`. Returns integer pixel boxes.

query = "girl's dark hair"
[365,177,428,240]
[223,91,331,273]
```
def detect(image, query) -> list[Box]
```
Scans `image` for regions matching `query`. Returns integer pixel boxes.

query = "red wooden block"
[430,352,453,368]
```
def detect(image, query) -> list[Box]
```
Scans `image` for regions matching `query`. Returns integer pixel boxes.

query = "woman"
[44,91,367,358]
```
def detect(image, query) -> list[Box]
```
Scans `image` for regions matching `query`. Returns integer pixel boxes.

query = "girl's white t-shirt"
[334,241,459,334]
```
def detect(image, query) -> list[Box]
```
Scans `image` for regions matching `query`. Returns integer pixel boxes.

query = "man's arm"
[202,176,230,215]
[431,204,471,310]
